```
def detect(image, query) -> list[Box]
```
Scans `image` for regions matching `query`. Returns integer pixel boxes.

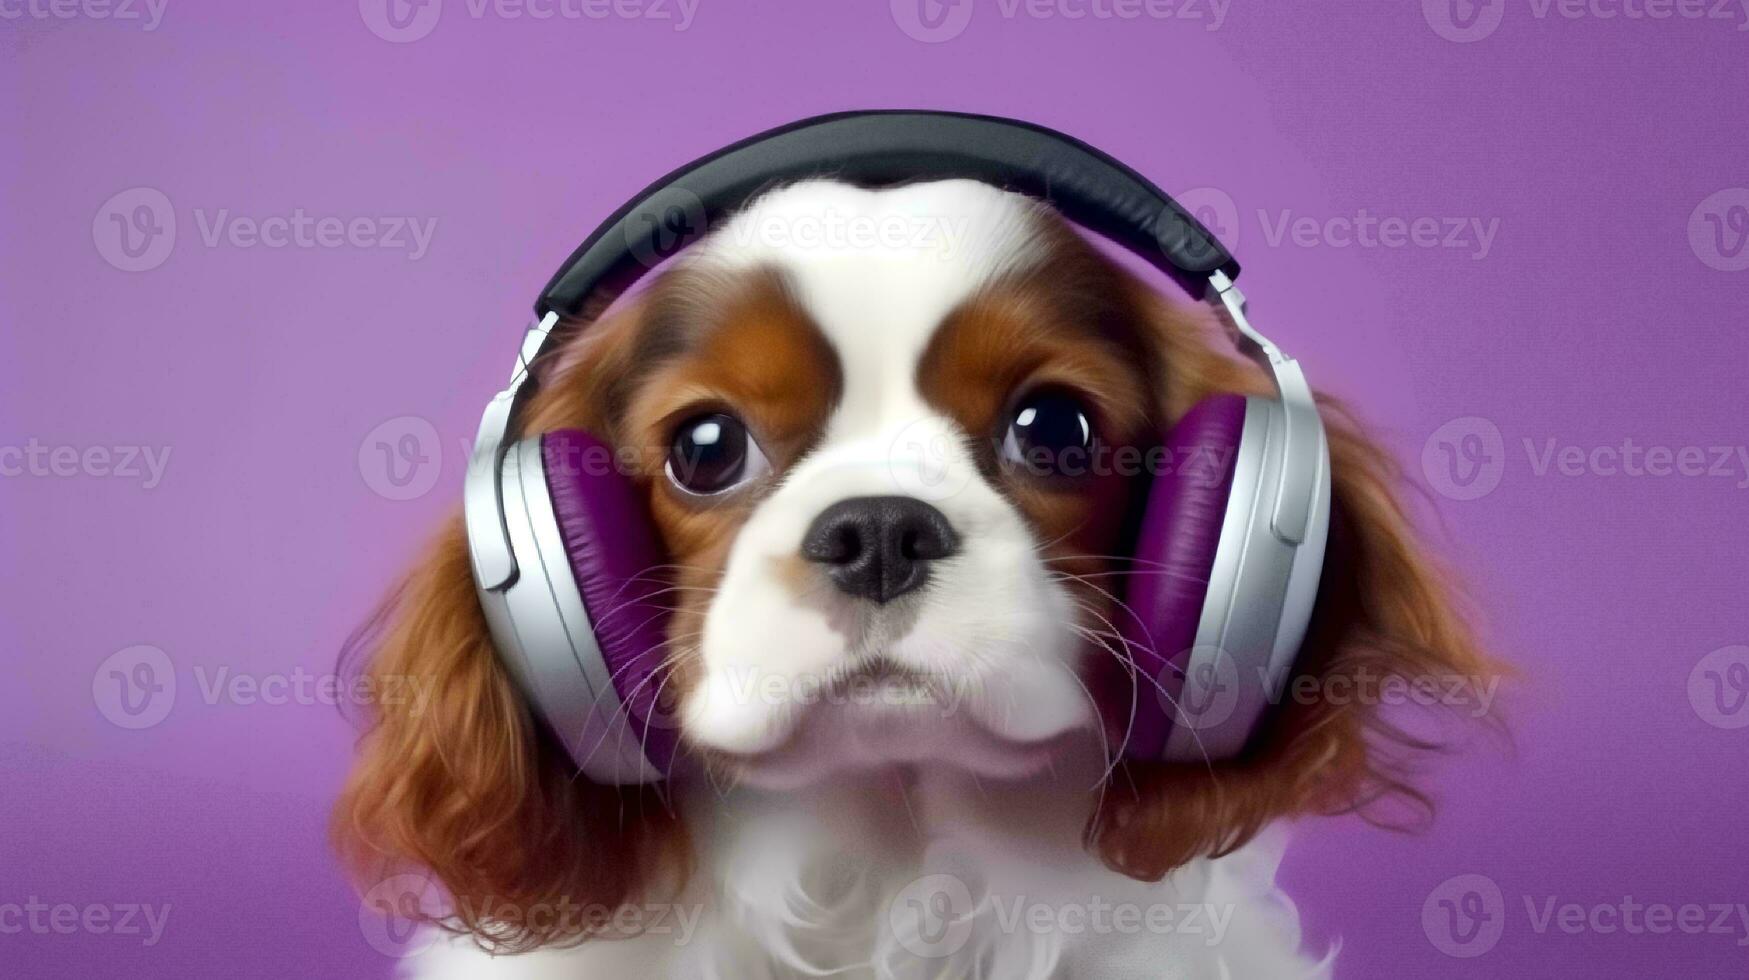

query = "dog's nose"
[800,496,959,603]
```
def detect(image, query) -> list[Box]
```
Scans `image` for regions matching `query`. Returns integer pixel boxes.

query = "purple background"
[4,1,1747,976]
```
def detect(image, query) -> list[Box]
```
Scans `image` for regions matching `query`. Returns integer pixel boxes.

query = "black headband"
[537,109,1239,319]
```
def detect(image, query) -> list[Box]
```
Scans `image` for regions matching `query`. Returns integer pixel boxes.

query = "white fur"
[401,181,1331,978]
[680,180,1093,786]
[402,763,1331,979]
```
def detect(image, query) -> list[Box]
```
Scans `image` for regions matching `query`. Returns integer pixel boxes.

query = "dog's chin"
[693,664,1095,792]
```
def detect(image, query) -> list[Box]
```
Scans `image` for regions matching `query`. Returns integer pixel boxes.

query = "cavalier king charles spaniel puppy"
[335,178,1496,978]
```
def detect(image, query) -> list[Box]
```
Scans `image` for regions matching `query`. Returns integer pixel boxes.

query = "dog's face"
[605,180,1156,787]
[336,178,1496,952]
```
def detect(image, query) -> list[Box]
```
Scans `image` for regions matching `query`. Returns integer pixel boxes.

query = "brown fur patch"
[333,263,841,951]
[623,266,841,553]
[923,213,1503,883]
[917,220,1157,580]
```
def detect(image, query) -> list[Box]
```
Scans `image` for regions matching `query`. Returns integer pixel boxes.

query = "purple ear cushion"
[541,429,677,775]
[1116,394,1247,761]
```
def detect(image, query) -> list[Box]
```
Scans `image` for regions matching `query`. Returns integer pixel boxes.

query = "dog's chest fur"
[402,767,1325,979]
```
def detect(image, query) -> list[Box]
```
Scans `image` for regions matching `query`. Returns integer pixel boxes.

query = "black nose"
[800,496,959,603]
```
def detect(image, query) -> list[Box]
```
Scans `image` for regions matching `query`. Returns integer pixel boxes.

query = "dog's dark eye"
[1001,389,1095,476]
[666,412,770,496]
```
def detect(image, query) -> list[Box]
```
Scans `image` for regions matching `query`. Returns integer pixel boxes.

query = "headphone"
[462,110,1330,784]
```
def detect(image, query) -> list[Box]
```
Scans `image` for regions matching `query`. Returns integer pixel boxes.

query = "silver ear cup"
[470,437,662,784]
[1163,395,1331,763]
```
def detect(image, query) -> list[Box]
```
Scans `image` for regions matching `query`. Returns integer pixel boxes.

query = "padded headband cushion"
[538,109,1237,318]
[1117,394,1247,760]
[541,429,678,773]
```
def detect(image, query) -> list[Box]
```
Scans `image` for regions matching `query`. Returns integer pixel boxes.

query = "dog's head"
[336,179,1497,949]
[614,179,1164,787]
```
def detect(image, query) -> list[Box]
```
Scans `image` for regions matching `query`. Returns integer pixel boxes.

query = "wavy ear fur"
[332,297,690,952]
[1090,280,1504,881]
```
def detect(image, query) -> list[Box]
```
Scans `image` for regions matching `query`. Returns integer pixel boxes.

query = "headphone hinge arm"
[1204,272,1324,547]
[465,311,562,592]
[1205,271,1285,366]
[509,311,561,388]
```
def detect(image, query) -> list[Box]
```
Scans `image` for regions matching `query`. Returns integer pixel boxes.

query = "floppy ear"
[1089,284,1504,881]
[333,297,690,952]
